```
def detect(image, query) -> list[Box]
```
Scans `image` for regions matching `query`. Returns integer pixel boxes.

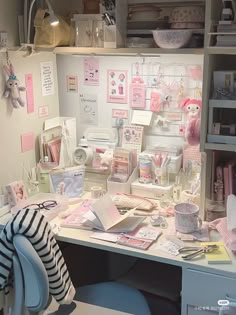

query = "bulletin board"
[57,54,203,148]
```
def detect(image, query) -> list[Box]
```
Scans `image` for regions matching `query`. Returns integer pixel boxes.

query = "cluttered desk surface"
[1,191,236,279]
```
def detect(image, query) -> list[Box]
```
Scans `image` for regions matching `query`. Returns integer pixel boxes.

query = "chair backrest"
[12,234,50,315]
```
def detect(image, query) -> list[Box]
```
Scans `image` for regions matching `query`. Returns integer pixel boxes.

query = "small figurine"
[180,98,202,146]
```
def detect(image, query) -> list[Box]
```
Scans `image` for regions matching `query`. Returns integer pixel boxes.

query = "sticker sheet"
[107,70,128,103]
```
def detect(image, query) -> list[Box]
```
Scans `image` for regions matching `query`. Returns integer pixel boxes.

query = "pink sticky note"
[21,132,35,152]
[25,73,34,113]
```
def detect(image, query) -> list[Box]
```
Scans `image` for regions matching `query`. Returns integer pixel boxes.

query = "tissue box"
[131,179,173,199]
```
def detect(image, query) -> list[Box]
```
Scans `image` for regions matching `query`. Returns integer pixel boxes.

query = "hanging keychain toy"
[3,52,25,108]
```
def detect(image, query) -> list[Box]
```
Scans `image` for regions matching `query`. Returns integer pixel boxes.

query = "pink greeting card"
[129,77,146,108]
[122,125,144,156]
[107,70,128,104]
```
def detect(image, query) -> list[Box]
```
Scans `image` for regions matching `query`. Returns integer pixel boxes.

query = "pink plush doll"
[3,63,25,108]
[180,98,202,146]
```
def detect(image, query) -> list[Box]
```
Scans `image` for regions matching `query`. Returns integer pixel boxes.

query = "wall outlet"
[0,32,8,47]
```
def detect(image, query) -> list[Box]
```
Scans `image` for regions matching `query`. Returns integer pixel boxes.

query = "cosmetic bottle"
[173,175,182,203]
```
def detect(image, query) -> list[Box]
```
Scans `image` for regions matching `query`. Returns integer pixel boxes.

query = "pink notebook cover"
[62,200,94,229]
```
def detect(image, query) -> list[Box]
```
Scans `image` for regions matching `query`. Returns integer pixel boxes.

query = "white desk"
[1,210,236,315]
[55,221,236,315]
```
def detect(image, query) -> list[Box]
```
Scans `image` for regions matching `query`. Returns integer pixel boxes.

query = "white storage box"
[131,179,173,199]
[73,14,104,47]
[107,167,138,194]
[101,0,127,48]
[84,169,110,192]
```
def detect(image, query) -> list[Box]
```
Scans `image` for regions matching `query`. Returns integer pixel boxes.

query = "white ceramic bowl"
[152,29,192,49]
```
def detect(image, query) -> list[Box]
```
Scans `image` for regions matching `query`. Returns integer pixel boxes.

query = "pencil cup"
[174,203,202,233]
[181,190,200,206]
[153,166,168,186]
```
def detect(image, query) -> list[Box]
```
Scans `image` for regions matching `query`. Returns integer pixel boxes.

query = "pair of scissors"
[179,244,218,260]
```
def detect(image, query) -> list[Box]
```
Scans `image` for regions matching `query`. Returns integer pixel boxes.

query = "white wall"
[0,51,59,187]
[0,1,60,188]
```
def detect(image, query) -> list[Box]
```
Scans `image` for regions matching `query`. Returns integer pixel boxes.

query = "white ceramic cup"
[91,186,104,199]
[174,202,202,233]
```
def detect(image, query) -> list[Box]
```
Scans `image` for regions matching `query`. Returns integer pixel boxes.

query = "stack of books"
[216,23,236,47]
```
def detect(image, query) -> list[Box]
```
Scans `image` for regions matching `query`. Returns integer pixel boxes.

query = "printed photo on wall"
[84,57,99,86]
[79,93,98,125]
[107,70,128,104]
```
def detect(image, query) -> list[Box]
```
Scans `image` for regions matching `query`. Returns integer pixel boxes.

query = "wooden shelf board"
[205,142,236,152]
[207,47,236,55]
[54,47,204,56]
[209,99,236,108]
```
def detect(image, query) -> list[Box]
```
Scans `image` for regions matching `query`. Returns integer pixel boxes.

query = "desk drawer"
[183,269,236,308]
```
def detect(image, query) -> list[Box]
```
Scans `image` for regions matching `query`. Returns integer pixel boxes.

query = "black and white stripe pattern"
[0,208,75,304]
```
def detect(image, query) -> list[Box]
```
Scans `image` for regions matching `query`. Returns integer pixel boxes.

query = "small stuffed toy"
[180,98,202,146]
[3,63,25,108]
[99,149,114,167]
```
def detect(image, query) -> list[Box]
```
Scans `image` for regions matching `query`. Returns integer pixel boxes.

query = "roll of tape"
[91,186,104,199]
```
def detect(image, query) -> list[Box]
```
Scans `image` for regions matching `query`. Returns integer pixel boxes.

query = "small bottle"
[173,175,182,203]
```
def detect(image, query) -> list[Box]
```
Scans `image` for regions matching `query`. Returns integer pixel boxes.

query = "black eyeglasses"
[23,200,57,211]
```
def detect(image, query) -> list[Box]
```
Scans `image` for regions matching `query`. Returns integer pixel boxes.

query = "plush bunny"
[3,63,25,108]
[180,98,202,146]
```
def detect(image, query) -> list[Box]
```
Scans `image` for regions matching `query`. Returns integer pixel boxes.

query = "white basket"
[107,167,138,194]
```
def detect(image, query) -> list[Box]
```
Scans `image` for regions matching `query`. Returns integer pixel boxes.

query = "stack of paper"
[201,242,232,264]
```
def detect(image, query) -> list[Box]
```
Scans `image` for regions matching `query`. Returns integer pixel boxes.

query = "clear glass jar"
[206,199,226,222]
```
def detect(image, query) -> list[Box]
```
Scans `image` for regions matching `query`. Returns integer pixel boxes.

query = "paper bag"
[34,8,72,48]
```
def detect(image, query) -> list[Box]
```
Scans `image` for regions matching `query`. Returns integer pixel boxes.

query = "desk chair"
[12,234,151,315]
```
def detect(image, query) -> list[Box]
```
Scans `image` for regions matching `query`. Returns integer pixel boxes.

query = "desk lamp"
[27,0,59,45]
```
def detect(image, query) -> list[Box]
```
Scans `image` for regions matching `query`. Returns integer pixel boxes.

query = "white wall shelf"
[207,134,236,145]
[54,47,204,56]
[205,142,236,152]
[209,99,236,108]
[207,47,236,55]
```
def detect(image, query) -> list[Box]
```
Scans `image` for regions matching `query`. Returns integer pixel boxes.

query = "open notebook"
[83,194,145,233]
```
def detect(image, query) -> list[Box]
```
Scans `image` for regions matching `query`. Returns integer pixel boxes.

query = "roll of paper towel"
[227,194,236,230]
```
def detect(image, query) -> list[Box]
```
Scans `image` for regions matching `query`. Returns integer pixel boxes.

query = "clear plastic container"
[206,199,226,222]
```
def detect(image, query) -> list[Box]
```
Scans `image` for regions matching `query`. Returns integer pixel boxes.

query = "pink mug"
[174,203,202,233]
